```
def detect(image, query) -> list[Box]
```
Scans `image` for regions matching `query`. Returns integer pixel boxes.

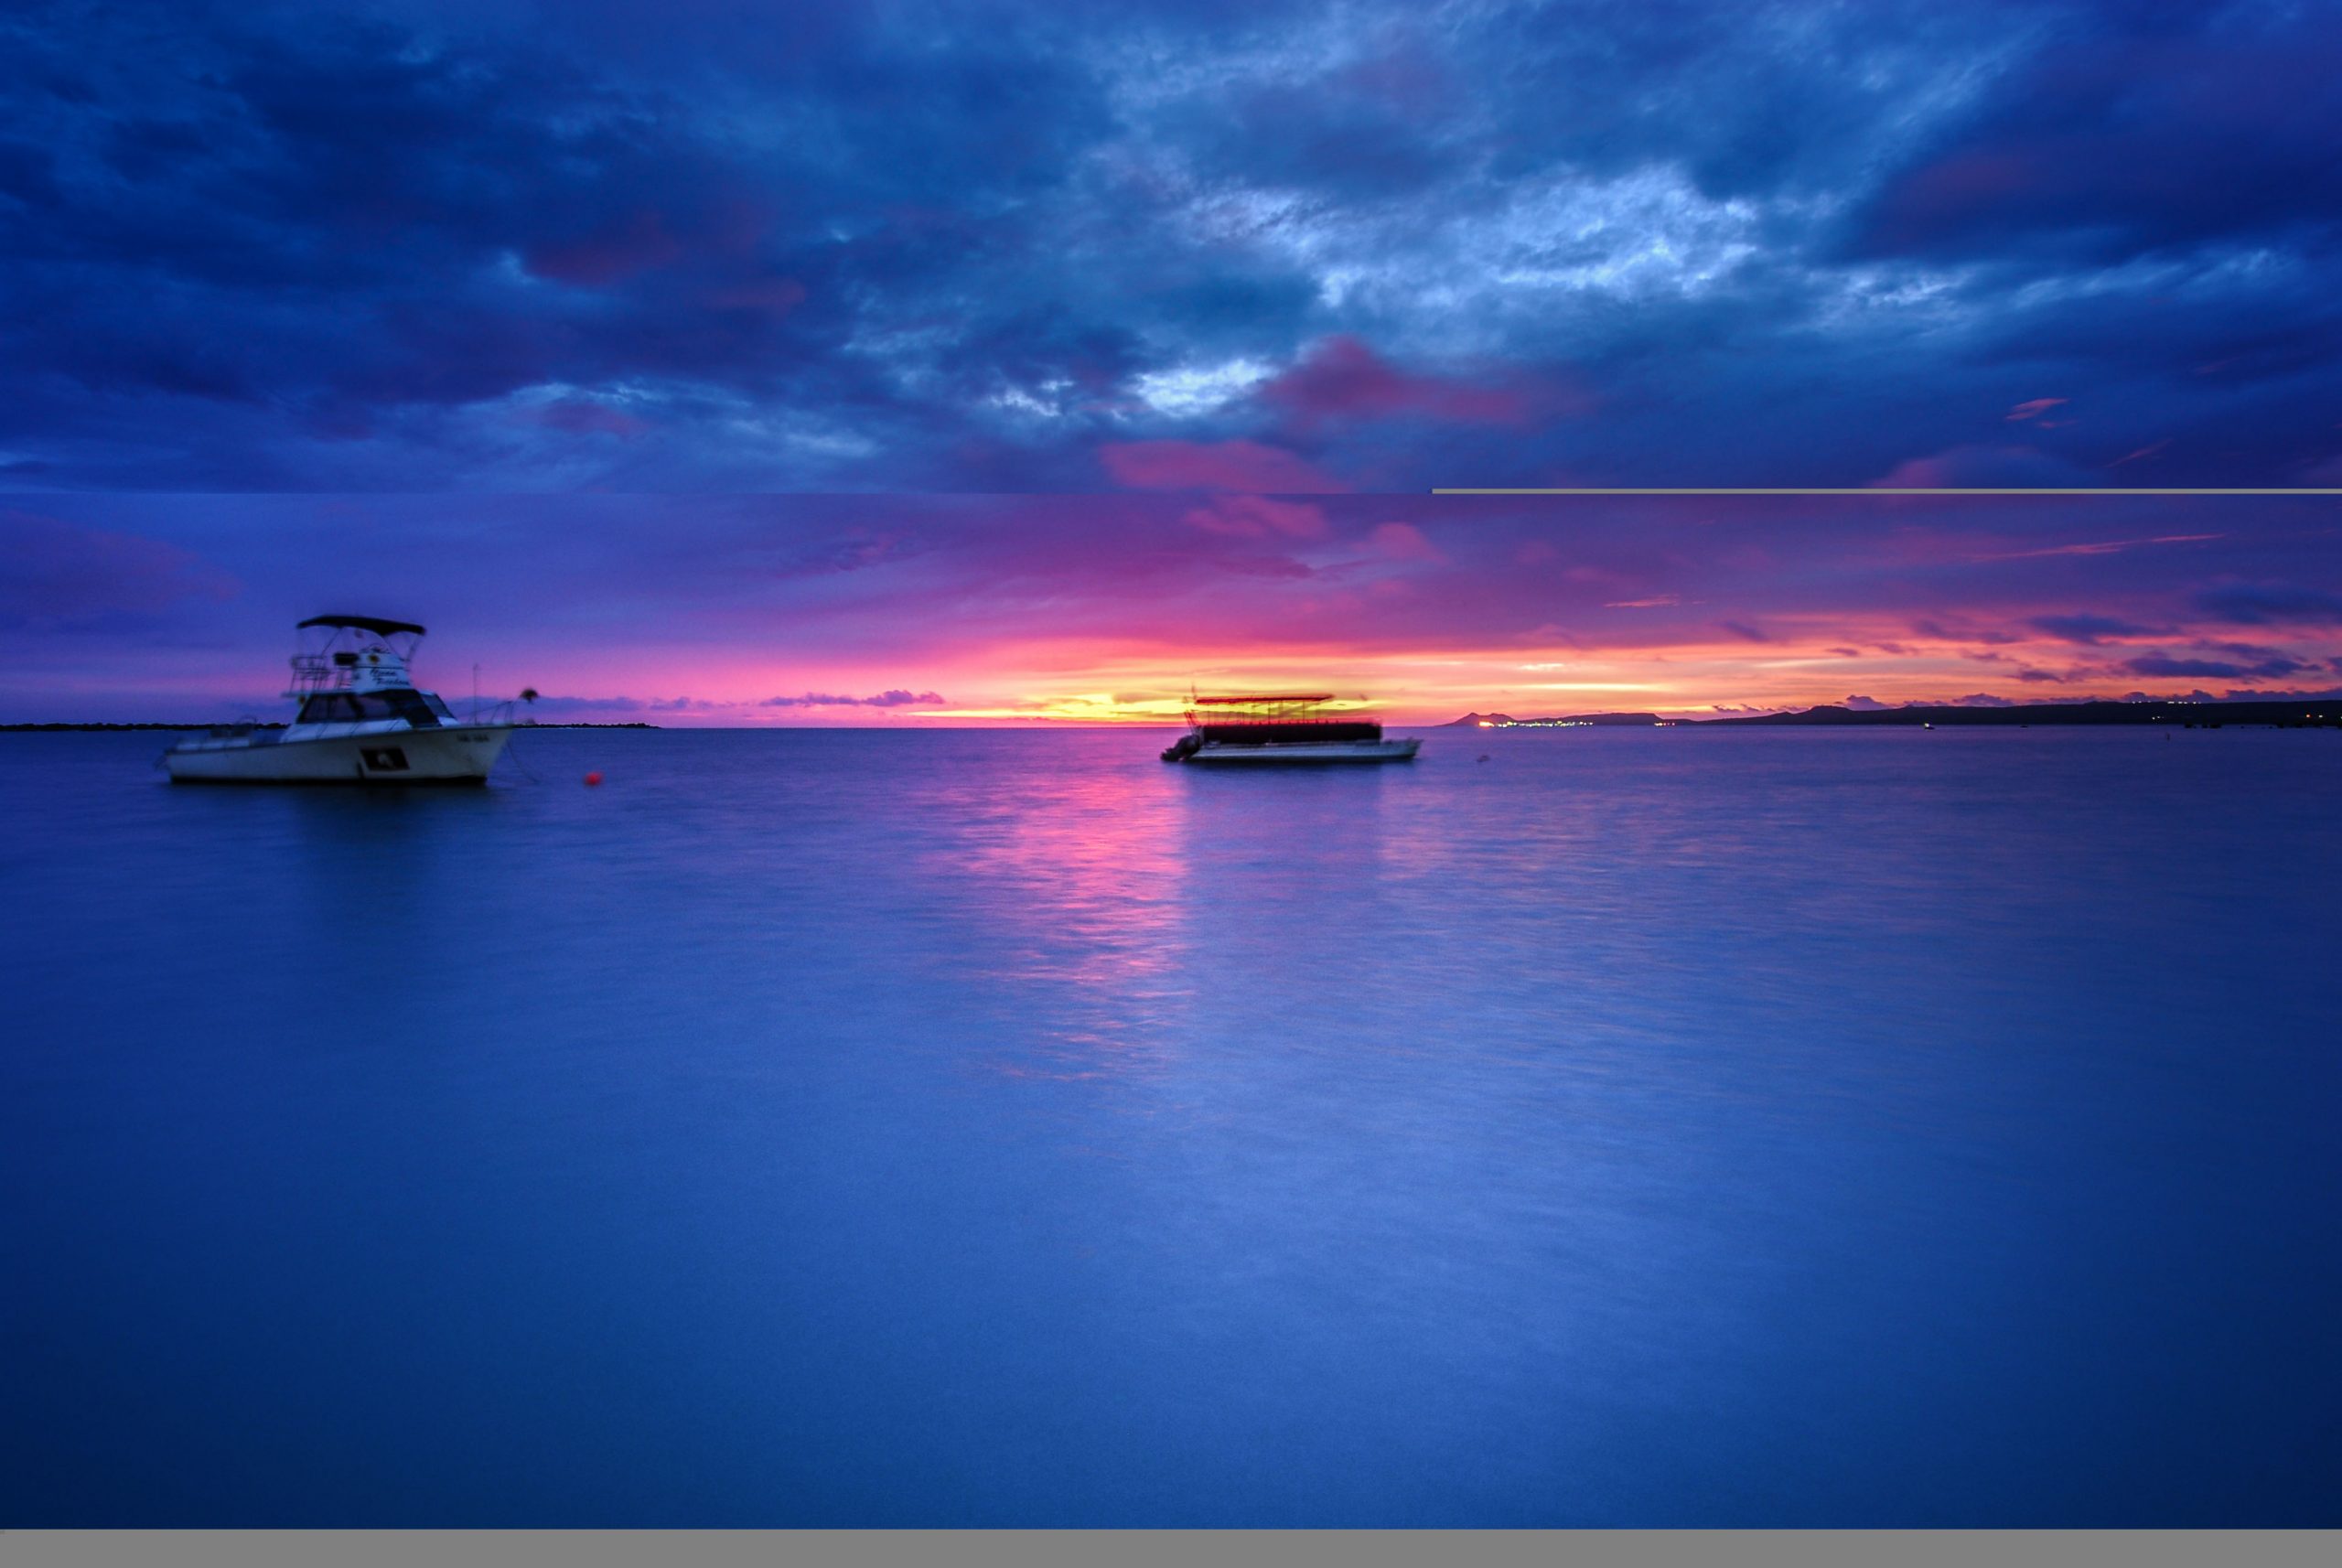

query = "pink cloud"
[1182,496,1330,540]
[1259,336,1534,431]
[1870,446,2094,489]
[1366,521,1444,563]
[2005,397,2069,422]
[1099,439,1348,492]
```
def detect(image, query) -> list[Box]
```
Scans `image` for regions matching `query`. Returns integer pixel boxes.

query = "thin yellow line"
[1430,488,2342,496]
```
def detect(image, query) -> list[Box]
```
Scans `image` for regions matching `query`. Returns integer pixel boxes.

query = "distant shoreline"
[1447,699,2342,728]
[0,721,662,732]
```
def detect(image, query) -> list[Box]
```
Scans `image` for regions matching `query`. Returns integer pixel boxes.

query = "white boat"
[1160,693,1422,765]
[166,616,513,784]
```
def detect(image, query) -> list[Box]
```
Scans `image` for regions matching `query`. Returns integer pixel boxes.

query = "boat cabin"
[283,615,457,729]
[1162,692,1400,761]
[1185,693,1384,745]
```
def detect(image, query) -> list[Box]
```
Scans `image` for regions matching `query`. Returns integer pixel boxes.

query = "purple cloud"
[1256,336,1540,432]
[1100,442,1348,494]
[761,690,944,709]
[0,509,238,628]
[1870,446,2097,489]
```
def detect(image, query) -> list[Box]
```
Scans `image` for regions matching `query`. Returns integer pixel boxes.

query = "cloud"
[1183,496,1329,540]
[2124,652,2309,680]
[1851,15,2342,265]
[1871,446,2097,489]
[1098,440,1348,493]
[1256,336,1533,431]
[1365,521,1444,563]
[760,690,943,708]
[0,509,238,628]
[2219,685,2342,702]
[0,4,2337,492]
[2028,613,2159,645]
[513,399,652,438]
[5,490,2337,725]
[1844,694,1891,711]
[1913,618,2019,645]
[1982,533,2222,563]
[1719,620,1770,642]
[2192,583,2342,627]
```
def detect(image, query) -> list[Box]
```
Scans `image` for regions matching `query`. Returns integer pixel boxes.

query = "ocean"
[4,725,2337,1526]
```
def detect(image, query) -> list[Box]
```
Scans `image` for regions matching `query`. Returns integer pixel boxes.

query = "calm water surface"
[4,726,2338,1525]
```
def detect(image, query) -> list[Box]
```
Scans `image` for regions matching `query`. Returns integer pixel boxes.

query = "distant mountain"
[1442,711,1667,727]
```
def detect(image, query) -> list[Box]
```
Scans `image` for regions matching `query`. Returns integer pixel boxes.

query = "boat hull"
[1182,737,1421,765]
[166,726,511,783]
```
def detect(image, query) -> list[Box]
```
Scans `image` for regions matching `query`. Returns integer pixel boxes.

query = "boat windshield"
[295,690,446,726]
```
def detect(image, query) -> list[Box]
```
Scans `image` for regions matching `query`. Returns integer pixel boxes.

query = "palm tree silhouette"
[519,687,540,725]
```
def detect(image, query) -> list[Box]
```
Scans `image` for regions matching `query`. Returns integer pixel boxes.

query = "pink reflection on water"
[908,743,1194,1081]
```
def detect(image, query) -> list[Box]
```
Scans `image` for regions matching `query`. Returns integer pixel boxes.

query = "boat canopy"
[1193,693,1334,705]
[1186,692,1381,741]
[1187,693,1361,721]
[297,614,426,638]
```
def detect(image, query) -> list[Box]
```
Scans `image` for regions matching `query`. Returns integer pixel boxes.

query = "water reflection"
[905,735,1196,1080]
[8,727,2340,1525]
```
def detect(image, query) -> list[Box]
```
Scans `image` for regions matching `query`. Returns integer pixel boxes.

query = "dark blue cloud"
[2124,651,2311,681]
[2029,613,2161,644]
[0,1,2337,490]
[2193,582,2342,627]
[1850,7,2342,265]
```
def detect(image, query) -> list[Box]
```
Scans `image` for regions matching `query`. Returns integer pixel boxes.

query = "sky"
[2,0,2338,720]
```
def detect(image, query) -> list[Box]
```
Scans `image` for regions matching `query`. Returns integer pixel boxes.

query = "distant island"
[1445,712,1671,727]
[0,721,661,732]
[1448,699,2342,728]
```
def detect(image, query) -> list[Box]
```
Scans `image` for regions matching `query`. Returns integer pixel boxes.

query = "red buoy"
[584,771,603,787]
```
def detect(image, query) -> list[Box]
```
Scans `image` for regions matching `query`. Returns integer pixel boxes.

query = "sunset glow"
[8,493,2335,725]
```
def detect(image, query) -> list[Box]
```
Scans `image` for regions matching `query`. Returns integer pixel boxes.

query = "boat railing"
[287,652,344,694]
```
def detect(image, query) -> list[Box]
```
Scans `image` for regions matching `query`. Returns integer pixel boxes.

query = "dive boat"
[1160,693,1421,765]
[165,616,513,784]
